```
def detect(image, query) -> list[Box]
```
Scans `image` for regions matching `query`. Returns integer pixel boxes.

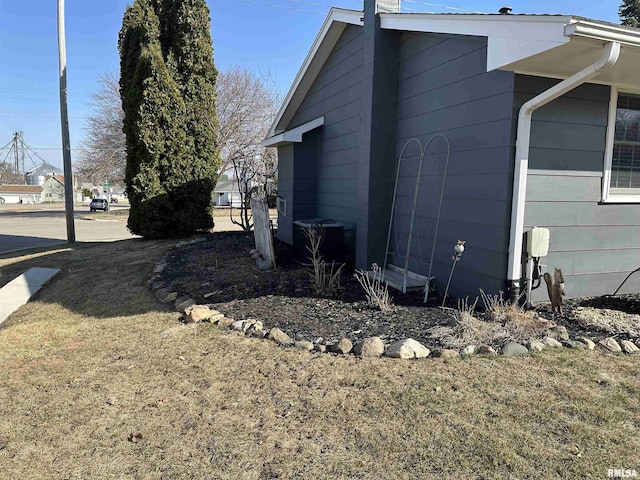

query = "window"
[604,89,640,201]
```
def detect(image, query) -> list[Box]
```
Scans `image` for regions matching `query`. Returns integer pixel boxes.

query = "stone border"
[148,242,640,360]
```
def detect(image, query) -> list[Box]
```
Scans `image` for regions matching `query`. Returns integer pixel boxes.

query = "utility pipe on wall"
[507,41,620,303]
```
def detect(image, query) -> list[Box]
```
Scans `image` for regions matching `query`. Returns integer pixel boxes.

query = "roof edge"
[263,116,325,147]
[266,8,362,138]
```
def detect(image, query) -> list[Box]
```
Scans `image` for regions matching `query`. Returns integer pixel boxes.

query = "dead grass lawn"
[1,239,639,479]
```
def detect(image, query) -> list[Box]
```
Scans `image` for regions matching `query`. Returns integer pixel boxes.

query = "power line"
[230,0,326,14]
[0,87,92,97]
[0,115,88,119]
[0,147,119,152]
[403,0,486,13]
[285,0,361,8]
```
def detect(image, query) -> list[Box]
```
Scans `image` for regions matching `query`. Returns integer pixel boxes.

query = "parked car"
[90,198,109,212]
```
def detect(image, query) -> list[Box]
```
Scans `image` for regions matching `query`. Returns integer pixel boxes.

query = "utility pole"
[12,133,19,175]
[57,0,76,242]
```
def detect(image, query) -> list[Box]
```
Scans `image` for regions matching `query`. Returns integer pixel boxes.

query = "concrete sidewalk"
[0,267,60,325]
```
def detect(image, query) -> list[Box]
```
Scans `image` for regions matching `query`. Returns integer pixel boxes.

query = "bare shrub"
[303,225,345,297]
[429,292,552,348]
[354,263,395,313]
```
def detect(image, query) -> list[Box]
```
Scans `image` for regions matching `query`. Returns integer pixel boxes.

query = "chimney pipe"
[375,0,401,14]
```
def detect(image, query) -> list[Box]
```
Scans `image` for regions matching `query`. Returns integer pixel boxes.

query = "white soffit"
[502,22,640,88]
[380,13,572,71]
[267,8,362,138]
[263,116,325,147]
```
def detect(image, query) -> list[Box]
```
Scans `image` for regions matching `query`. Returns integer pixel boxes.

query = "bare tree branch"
[215,67,280,232]
[75,71,126,184]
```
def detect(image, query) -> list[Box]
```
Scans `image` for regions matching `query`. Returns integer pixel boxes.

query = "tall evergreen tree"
[620,0,640,27]
[169,0,219,186]
[119,0,219,238]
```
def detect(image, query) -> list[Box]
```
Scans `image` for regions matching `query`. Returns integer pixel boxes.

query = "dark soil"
[155,231,640,348]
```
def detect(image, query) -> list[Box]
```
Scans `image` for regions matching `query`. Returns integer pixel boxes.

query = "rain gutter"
[507,40,621,303]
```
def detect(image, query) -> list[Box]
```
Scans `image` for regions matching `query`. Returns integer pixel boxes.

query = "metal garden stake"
[442,240,466,307]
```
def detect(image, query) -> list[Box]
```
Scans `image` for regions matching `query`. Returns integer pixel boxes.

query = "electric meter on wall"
[526,227,550,258]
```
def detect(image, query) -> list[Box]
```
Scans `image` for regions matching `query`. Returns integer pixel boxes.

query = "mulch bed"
[157,231,640,348]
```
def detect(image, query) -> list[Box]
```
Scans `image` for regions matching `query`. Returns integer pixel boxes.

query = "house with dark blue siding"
[263,0,640,302]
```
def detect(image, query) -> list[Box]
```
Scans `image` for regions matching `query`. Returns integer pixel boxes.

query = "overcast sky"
[0,0,623,171]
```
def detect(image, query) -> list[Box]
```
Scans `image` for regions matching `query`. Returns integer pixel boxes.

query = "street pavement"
[0,204,136,255]
[0,204,244,255]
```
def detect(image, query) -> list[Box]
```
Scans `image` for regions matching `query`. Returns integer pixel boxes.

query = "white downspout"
[507,41,621,303]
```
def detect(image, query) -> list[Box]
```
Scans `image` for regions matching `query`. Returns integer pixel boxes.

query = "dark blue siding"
[517,75,640,299]
[289,24,364,247]
[392,32,515,298]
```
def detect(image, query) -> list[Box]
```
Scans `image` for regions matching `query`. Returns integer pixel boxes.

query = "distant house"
[0,185,42,204]
[213,179,242,207]
[41,176,65,202]
[264,0,640,301]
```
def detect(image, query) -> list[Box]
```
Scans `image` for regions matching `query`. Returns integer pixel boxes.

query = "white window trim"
[276,196,287,217]
[602,85,640,203]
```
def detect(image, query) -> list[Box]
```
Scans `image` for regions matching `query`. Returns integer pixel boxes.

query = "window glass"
[610,93,640,194]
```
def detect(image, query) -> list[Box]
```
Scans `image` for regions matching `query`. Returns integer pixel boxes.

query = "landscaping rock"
[477,345,497,355]
[385,339,430,359]
[562,340,586,349]
[330,338,353,355]
[294,340,314,351]
[249,329,268,339]
[434,349,460,359]
[231,320,246,332]
[620,340,640,354]
[153,262,167,274]
[268,327,293,346]
[550,325,569,341]
[217,317,234,328]
[353,337,385,357]
[156,289,178,304]
[257,259,273,271]
[175,298,196,313]
[461,345,477,355]
[576,337,596,350]
[150,280,165,291]
[526,340,546,352]
[185,305,216,323]
[543,337,563,348]
[502,342,529,356]
[204,313,225,323]
[598,337,622,353]
[314,344,327,353]
[244,320,263,333]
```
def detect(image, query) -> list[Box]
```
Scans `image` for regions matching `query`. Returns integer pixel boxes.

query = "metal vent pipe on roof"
[507,40,621,304]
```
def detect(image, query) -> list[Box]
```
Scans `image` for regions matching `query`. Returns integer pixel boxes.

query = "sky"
[0,0,624,173]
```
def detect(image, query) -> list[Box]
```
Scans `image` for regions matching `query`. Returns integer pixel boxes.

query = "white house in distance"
[0,184,42,204]
[213,178,242,207]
